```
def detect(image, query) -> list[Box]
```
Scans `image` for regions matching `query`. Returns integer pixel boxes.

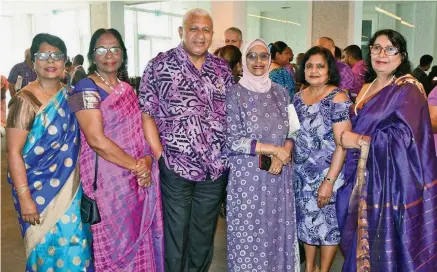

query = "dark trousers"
[158,157,227,272]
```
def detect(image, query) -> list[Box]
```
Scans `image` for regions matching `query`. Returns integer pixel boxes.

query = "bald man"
[7,49,37,96]
[315,37,354,95]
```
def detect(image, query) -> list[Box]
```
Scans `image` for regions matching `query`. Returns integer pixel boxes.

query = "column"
[89,1,125,39]
[311,1,361,48]
[210,0,247,50]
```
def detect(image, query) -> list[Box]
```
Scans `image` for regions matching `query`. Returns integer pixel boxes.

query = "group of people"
[4,7,437,272]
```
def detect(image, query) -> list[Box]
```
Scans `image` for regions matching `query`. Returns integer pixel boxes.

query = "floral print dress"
[291,88,351,245]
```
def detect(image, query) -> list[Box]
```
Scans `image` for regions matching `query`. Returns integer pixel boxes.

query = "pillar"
[89,1,125,39]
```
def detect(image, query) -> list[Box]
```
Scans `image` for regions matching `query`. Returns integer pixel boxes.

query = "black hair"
[420,54,433,67]
[87,28,128,77]
[268,41,288,60]
[65,61,72,67]
[30,33,67,62]
[213,47,222,56]
[364,29,411,83]
[73,54,84,65]
[335,46,342,59]
[299,46,340,86]
[343,45,363,60]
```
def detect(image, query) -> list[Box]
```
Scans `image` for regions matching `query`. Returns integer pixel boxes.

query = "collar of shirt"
[175,43,213,72]
[74,65,83,71]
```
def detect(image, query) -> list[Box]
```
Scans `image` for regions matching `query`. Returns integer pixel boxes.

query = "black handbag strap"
[93,153,98,191]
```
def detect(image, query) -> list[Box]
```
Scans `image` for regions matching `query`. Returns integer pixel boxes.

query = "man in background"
[412,54,433,95]
[316,37,354,94]
[343,45,367,96]
[224,27,243,48]
[7,48,37,96]
[71,54,87,86]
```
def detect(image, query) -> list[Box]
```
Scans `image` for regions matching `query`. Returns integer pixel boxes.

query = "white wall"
[363,1,437,67]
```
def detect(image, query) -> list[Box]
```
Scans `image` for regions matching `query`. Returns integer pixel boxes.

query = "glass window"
[137,11,169,37]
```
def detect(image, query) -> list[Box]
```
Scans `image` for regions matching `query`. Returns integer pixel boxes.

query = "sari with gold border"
[7,86,93,271]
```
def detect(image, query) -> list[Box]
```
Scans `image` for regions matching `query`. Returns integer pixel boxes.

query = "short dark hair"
[299,46,340,86]
[30,33,67,62]
[420,54,433,67]
[225,27,242,40]
[268,41,289,60]
[364,29,412,83]
[344,45,363,60]
[87,28,128,76]
[335,46,342,59]
[74,54,84,65]
[65,61,72,67]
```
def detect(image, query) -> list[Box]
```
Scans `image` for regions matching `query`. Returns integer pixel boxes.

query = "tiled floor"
[1,137,343,271]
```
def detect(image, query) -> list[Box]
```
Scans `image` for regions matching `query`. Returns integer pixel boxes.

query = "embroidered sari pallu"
[7,87,93,271]
[337,78,437,271]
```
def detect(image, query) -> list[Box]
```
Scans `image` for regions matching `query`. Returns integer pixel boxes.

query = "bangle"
[274,146,279,156]
[15,185,29,195]
[357,135,364,146]
[259,143,264,155]
[339,131,346,150]
[324,177,336,184]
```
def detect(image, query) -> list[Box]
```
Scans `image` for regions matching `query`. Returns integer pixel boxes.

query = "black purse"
[80,154,101,225]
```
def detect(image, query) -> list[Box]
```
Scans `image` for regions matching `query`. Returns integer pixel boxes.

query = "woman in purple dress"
[291,46,352,272]
[225,39,300,271]
[338,29,437,271]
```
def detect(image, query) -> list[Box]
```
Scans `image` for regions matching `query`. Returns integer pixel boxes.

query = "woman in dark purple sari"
[337,29,437,271]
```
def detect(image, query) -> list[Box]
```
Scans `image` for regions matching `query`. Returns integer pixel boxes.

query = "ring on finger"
[142,172,148,178]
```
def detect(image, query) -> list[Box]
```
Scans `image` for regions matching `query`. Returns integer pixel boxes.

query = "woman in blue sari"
[337,29,437,271]
[6,33,93,271]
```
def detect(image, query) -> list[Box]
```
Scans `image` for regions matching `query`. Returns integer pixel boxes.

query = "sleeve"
[331,100,352,123]
[6,95,36,131]
[7,64,19,84]
[224,87,258,156]
[339,65,355,91]
[67,79,102,112]
[428,86,437,106]
[138,61,160,118]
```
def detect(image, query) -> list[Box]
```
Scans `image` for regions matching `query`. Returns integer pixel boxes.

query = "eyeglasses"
[94,46,123,56]
[305,63,326,70]
[34,52,65,61]
[370,45,399,56]
[246,52,270,61]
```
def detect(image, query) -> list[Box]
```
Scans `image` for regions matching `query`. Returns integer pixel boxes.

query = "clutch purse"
[259,154,282,174]
[80,153,101,225]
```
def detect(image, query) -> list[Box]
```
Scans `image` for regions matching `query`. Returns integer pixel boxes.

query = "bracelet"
[339,131,346,151]
[259,143,264,155]
[357,135,364,147]
[324,177,336,184]
[15,185,29,195]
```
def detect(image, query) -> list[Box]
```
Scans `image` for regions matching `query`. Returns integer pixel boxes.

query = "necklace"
[354,76,395,115]
[36,78,59,97]
[95,71,124,95]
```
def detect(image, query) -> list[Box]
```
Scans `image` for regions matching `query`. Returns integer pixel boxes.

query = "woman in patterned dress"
[225,39,300,272]
[6,33,93,271]
[291,46,352,272]
[268,41,296,98]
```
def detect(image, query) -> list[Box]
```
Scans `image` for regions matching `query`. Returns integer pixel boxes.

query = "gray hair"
[182,8,212,27]
[225,27,242,40]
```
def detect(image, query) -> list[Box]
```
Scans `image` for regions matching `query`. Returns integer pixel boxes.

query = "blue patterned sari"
[7,86,93,271]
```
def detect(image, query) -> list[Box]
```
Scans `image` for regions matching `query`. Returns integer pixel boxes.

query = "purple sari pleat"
[337,79,437,272]
[78,82,164,271]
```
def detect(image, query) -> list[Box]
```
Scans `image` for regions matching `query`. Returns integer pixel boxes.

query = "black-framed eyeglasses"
[246,52,270,61]
[34,52,65,61]
[94,46,123,56]
[370,45,399,56]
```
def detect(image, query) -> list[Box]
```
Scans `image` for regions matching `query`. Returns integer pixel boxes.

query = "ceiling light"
[375,7,401,21]
[247,14,300,26]
[401,20,415,27]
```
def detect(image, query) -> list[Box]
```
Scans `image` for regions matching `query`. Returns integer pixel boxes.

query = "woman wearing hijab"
[224,39,300,271]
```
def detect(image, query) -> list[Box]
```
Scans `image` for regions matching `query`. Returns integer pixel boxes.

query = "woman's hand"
[276,146,291,165]
[19,195,40,225]
[340,131,371,149]
[135,155,153,187]
[268,156,283,175]
[317,181,334,209]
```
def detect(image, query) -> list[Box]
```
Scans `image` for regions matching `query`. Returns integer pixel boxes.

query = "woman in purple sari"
[68,28,164,271]
[337,29,437,271]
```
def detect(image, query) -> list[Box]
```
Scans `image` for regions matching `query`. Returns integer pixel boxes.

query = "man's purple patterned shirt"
[139,44,234,182]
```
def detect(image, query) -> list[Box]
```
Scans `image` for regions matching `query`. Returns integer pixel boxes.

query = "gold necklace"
[36,79,60,97]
